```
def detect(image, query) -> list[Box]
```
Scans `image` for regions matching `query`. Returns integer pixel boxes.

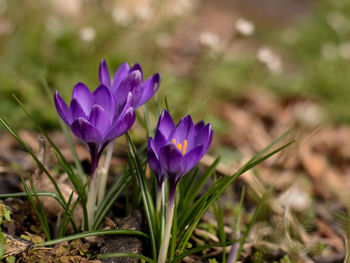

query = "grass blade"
[126,132,157,260]
[36,229,148,247]
[21,177,51,240]
[235,190,269,260]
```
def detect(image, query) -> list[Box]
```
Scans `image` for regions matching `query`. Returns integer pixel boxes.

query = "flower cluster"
[54,59,213,261]
[54,59,160,176]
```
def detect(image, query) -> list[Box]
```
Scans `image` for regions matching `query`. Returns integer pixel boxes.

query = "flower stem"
[156,182,162,215]
[97,143,114,206]
[86,174,98,230]
[157,184,176,263]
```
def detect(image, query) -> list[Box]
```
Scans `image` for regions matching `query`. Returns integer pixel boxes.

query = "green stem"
[158,198,175,263]
[86,174,99,230]
[97,143,114,207]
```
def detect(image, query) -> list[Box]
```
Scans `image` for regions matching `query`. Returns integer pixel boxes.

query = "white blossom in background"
[170,0,198,16]
[0,0,7,14]
[135,2,153,21]
[339,42,350,60]
[235,18,255,36]
[327,11,350,35]
[257,46,282,75]
[112,7,133,26]
[79,26,96,43]
[293,102,324,127]
[199,31,220,49]
[50,0,81,17]
[321,42,338,60]
[155,32,172,48]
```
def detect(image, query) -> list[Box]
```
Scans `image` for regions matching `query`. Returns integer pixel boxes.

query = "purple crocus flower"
[147,109,213,200]
[54,83,135,177]
[99,59,160,109]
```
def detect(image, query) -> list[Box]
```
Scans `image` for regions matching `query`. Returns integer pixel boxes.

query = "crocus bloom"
[148,109,213,197]
[99,59,160,109]
[54,83,135,176]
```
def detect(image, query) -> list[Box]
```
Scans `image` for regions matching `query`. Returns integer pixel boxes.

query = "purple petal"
[112,62,130,95]
[88,105,112,136]
[54,91,72,125]
[133,73,161,108]
[159,143,185,177]
[105,108,135,141]
[153,128,167,152]
[195,123,213,154]
[99,59,111,88]
[130,63,143,80]
[115,70,142,107]
[72,82,93,115]
[148,147,165,182]
[195,121,205,134]
[184,145,203,174]
[71,118,102,143]
[92,84,116,121]
[157,110,176,140]
[172,115,195,149]
[70,99,87,120]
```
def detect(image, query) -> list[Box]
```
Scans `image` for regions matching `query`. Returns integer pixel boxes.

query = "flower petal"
[105,107,135,141]
[153,128,167,152]
[72,82,93,115]
[112,62,130,95]
[194,121,205,134]
[157,109,176,140]
[172,115,195,149]
[71,118,102,143]
[133,73,161,108]
[70,99,87,120]
[115,70,142,107]
[159,143,185,177]
[195,123,213,154]
[92,84,116,121]
[130,63,143,80]
[54,91,72,125]
[184,145,203,174]
[148,146,166,182]
[88,105,112,136]
[99,59,111,88]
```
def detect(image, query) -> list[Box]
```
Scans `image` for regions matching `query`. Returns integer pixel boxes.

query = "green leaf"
[126,133,157,260]
[21,176,51,240]
[236,190,269,260]
[36,229,148,247]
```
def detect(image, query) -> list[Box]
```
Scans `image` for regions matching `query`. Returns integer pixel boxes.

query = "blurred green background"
[0,0,350,129]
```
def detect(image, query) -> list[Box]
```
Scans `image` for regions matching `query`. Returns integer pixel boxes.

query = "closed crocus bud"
[54,83,135,177]
[99,59,160,109]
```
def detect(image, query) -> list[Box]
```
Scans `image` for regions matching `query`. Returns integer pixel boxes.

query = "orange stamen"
[177,143,182,151]
[172,139,176,144]
[182,140,188,155]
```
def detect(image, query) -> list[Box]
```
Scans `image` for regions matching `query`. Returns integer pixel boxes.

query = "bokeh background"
[2,0,350,260]
[1,0,350,129]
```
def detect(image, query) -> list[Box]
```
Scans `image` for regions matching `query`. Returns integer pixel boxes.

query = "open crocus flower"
[148,109,213,196]
[54,83,135,177]
[99,59,160,109]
